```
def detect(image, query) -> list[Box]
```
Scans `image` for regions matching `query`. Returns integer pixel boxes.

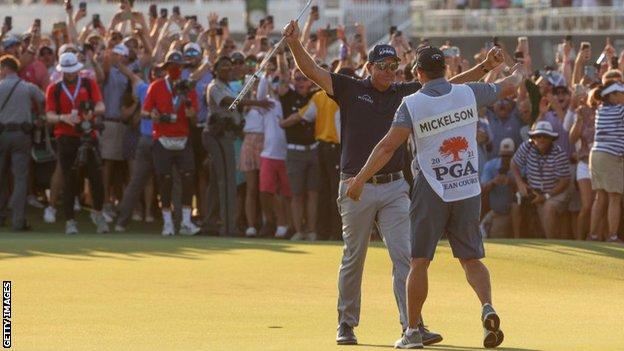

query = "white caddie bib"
[404,84,481,202]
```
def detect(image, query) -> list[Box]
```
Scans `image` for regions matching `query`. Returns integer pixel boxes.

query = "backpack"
[54,77,93,114]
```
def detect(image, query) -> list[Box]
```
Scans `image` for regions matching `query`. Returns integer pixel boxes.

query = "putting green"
[1,227,623,351]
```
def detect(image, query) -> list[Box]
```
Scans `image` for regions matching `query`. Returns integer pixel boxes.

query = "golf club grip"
[227,0,312,111]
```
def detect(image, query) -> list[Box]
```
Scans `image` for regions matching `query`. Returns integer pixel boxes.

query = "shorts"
[590,150,624,194]
[259,157,292,197]
[152,138,195,176]
[285,148,319,195]
[239,133,264,172]
[536,191,568,216]
[410,174,484,260]
[100,120,128,161]
[576,161,590,180]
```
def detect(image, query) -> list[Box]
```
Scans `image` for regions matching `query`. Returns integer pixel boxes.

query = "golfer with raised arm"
[282,19,506,346]
[345,47,524,349]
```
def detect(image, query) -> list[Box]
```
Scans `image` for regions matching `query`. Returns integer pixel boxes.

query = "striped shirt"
[512,140,570,193]
[592,104,624,156]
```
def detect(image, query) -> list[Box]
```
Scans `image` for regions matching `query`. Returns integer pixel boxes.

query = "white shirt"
[260,99,286,160]
[243,108,265,134]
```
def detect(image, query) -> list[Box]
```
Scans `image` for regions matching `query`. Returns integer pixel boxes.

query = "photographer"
[45,52,108,235]
[511,121,570,239]
[480,139,520,238]
[0,54,45,231]
[143,50,200,236]
[204,55,273,237]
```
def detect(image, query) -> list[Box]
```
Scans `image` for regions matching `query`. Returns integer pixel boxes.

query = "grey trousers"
[0,131,31,230]
[337,178,411,329]
[202,131,237,236]
[117,136,181,227]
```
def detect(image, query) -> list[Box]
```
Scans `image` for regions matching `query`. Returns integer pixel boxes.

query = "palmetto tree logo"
[439,136,469,162]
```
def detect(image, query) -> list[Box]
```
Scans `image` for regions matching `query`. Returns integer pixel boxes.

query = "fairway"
[1,225,623,351]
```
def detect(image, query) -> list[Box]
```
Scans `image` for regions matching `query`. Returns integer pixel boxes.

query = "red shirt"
[142,78,198,139]
[45,77,103,138]
[20,60,50,90]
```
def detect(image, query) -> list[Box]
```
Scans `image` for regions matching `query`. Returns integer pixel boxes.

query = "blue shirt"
[486,108,524,160]
[481,157,513,214]
[103,66,129,119]
[135,82,151,136]
[331,73,422,175]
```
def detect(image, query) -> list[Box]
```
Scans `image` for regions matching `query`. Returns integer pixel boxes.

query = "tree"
[439,136,468,162]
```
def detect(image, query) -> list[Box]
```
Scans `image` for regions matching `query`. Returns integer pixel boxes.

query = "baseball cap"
[183,42,202,57]
[498,138,515,156]
[2,36,21,50]
[58,43,78,55]
[415,46,445,72]
[528,121,558,139]
[112,44,129,57]
[367,44,399,63]
[157,50,187,69]
[230,51,245,63]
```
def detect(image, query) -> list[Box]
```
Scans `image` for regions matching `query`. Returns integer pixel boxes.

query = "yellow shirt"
[299,90,340,144]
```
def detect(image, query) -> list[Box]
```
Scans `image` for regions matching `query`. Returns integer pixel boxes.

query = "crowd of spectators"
[0,0,622,242]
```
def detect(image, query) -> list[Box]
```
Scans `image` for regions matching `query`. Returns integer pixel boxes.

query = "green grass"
[1,219,623,351]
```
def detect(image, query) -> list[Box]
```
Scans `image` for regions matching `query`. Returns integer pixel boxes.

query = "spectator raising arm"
[283,20,333,95]
[449,46,505,84]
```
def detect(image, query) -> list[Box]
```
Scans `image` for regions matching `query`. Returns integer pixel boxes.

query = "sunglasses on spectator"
[374,61,400,72]
[532,134,551,140]
[246,60,257,67]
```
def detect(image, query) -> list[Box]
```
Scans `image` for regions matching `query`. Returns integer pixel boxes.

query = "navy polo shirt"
[330,73,421,175]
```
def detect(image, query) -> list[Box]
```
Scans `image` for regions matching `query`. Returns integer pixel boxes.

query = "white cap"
[112,44,129,57]
[183,42,202,55]
[498,138,515,156]
[58,43,77,55]
[529,121,558,138]
[601,82,624,97]
[56,52,83,73]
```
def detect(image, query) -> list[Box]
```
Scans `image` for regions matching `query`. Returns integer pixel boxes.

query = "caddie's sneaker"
[290,232,306,241]
[418,324,443,346]
[162,222,175,236]
[336,323,357,345]
[482,303,504,348]
[65,220,79,235]
[395,328,423,349]
[180,222,201,236]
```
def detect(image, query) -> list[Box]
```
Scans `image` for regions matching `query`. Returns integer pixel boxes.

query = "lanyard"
[61,77,82,109]
[165,78,180,113]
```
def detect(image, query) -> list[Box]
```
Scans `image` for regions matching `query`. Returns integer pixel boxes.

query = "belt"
[341,171,403,185]
[287,142,319,151]
[319,140,339,148]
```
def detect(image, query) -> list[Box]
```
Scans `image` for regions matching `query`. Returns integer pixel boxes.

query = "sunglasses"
[246,60,257,67]
[374,61,400,72]
[532,134,551,140]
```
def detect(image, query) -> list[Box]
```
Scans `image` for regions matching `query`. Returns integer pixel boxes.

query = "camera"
[173,79,195,96]
[159,114,177,123]
[73,120,104,170]
[208,113,243,137]
[79,100,95,113]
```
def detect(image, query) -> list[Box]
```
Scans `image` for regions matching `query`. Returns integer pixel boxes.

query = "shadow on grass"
[485,239,624,260]
[0,213,312,260]
[356,344,542,351]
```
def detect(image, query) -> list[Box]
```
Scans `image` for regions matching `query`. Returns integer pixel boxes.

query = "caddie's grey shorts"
[410,173,484,260]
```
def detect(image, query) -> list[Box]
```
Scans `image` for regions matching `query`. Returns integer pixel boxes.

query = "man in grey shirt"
[0,55,45,230]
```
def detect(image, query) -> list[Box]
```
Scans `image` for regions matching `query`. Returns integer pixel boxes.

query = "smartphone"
[492,36,499,46]
[485,41,494,50]
[219,17,228,27]
[389,25,397,36]
[64,0,72,11]
[310,33,318,41]
[216,27,223,36]
[79,2,86,11]
[34,18,41,28]
[354,33,362,42]
[92,14,101,28]
[395,30,402,37]
[172,6,180,16]
[266,15,273,24]
[514,51,524,63]
[584,65,597,79]
[247,27,257,38]
[53,22,67,32]
[149,4,157,19]
[596,52,607,65]
[580,41,591,51]
[3,16,11,30]
[160,8,168,19]
[611,56,619,69]
[311,5,318,12]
